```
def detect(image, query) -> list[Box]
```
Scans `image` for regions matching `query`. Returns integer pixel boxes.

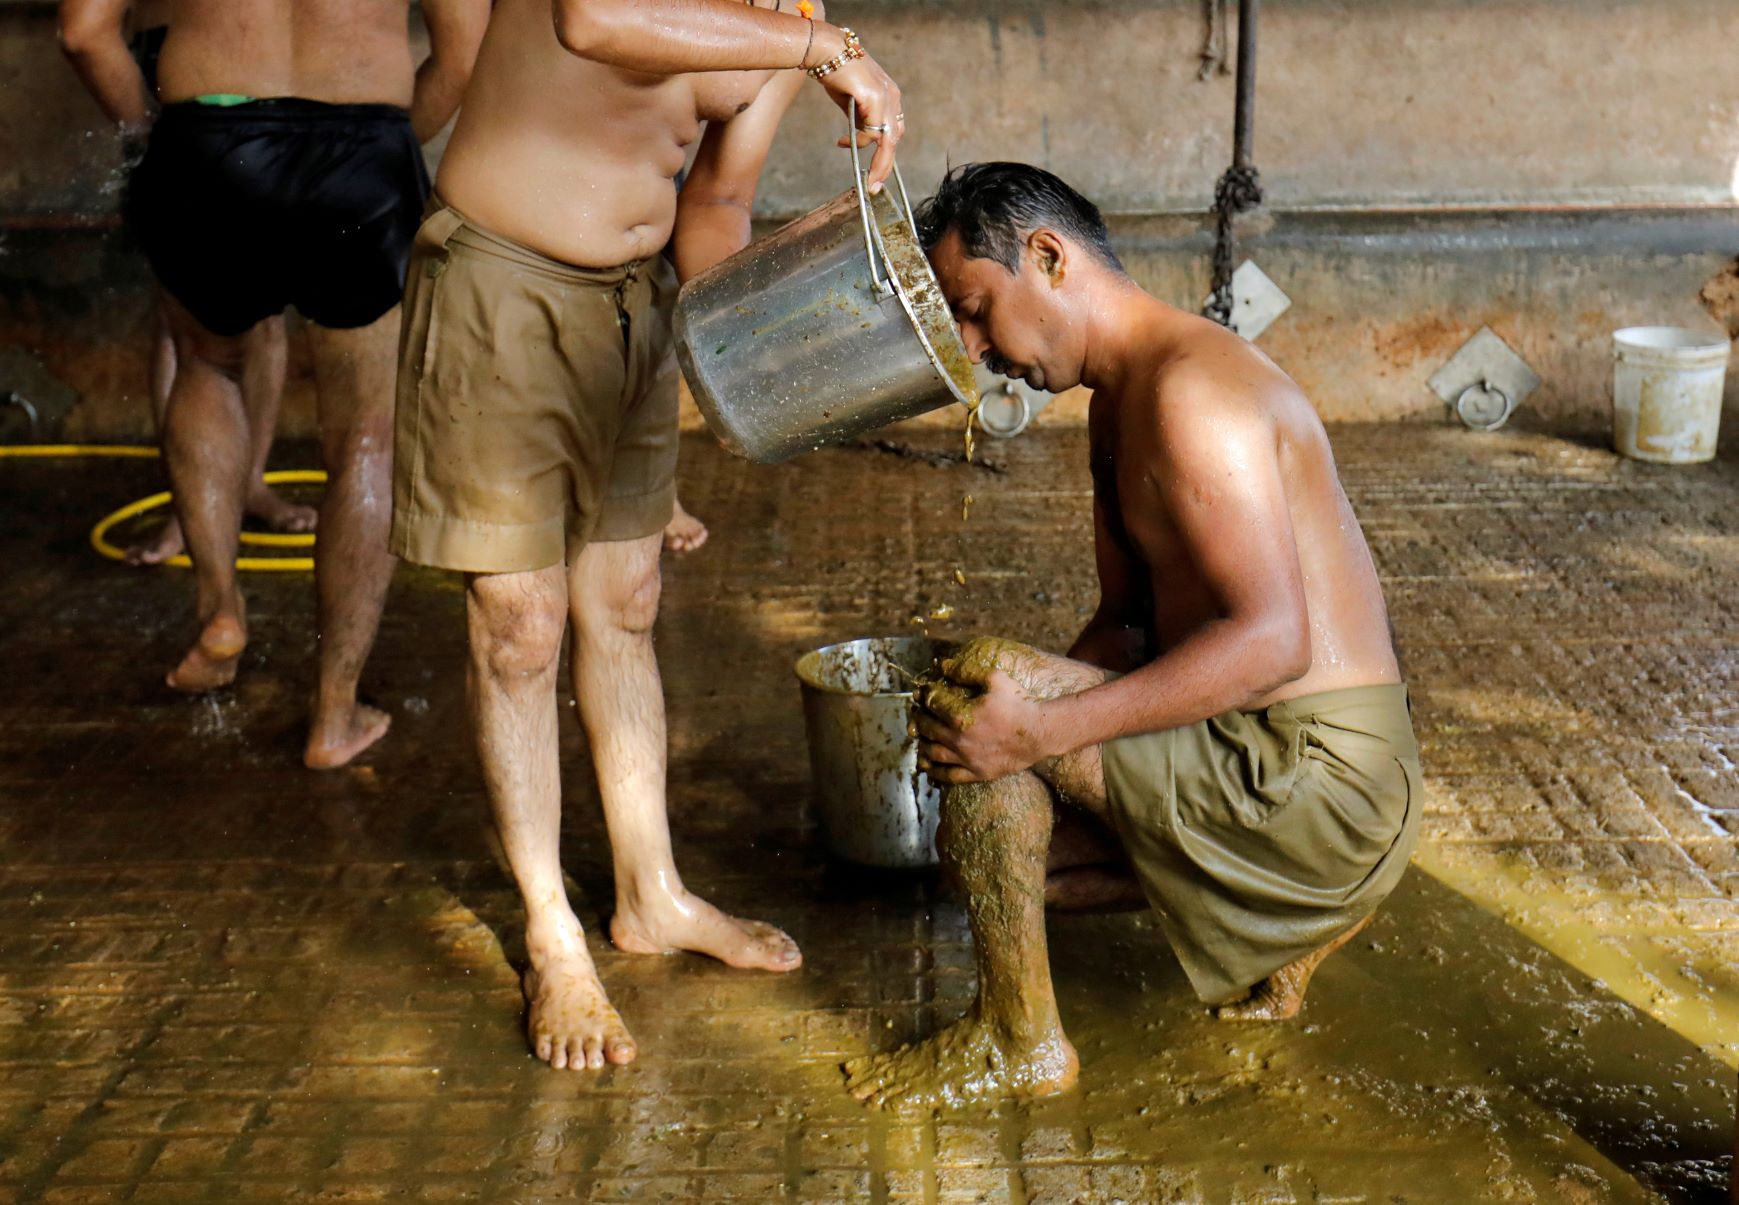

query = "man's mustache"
[984,352,1014,377]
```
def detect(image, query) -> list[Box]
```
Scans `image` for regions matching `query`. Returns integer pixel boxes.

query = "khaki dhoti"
[1101,684,1422,1003]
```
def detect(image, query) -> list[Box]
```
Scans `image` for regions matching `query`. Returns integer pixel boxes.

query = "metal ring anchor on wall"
[1454,377,1514,431]
[976,382,1033,438]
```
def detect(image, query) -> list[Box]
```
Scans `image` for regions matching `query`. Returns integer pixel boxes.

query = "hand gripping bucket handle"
[848,99,921,301]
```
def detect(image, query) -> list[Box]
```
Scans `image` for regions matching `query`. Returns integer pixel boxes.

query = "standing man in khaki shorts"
[391,0,905,1071]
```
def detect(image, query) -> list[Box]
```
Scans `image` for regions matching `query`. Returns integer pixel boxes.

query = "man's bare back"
[1086,306,1400,706]
[155,0,415,106]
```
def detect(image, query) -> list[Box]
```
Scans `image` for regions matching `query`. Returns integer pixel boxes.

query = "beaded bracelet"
[806,27,864,80]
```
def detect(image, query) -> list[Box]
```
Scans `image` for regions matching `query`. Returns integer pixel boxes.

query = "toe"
[605,1033,637,1065]
[534,1033,553,1062]
[583,1035,605,1070]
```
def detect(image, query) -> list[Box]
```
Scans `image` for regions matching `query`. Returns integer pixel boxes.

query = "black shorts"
[128,98,428,337]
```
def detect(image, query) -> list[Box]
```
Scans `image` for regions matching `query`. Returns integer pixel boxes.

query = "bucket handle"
[847,99,921,301]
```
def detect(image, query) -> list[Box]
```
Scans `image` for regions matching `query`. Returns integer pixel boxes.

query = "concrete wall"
[1,0,1736,441]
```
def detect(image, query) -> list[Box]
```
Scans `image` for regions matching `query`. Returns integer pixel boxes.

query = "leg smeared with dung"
[844,770,1078,1109]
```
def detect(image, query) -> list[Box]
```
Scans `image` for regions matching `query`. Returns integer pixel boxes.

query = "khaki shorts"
[390,201,679,574]
[1102,683,1422,1003]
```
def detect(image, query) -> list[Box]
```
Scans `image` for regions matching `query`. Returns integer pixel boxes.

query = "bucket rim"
[1612,325,1731,357]
[794,634,940,698]
[866,189,977,410]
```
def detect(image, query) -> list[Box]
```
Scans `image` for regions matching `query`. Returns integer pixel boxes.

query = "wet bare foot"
[524,952,638,1071]
[303,703,392,770]
[843,1005,1078,1110]
[1214,913,1374,1022]
[125,515,186,567]
[166,609,247,693]
[662,500,708,555]
[246,482,318,535]
[125,486,315,568]
[610,894,801,972]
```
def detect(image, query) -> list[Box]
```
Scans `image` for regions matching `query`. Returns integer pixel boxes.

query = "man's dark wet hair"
[915,162,1125,276]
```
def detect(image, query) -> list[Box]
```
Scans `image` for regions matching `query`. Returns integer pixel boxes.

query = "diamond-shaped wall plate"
[1427,327,1540,429]
[1202,260,1291,341]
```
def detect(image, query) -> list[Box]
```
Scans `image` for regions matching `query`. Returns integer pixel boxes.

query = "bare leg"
[843,771,1078,1109]
[159,296,251,692]
[129,309,311,565]
[239,316,317,534]
[301,311,399,769]
[1214,912,1373,1021]
[468,566,637,1071]
[566,534,800,972]
[662,497,708,555]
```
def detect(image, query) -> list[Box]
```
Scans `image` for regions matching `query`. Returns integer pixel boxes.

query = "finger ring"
[895,113,905,121]
[859,122,892,134]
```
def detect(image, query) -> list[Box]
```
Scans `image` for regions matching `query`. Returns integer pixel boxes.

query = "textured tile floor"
[0,421,1733,1202]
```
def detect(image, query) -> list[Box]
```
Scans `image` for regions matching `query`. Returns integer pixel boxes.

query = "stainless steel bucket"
[674,111,976,464]
[795,636,948,869]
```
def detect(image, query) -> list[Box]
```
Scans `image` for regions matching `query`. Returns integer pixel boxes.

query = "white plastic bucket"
[1611,327,1730,464]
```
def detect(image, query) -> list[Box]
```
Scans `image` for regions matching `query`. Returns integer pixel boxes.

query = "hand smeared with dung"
[913,638,1054,784]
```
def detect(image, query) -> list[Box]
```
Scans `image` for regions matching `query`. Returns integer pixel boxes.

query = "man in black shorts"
[62,0,314,568]
[64,0,486,769]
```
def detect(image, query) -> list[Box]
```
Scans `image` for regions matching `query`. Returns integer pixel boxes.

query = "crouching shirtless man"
[844,164,1422,1109]
[393,0,903,1070]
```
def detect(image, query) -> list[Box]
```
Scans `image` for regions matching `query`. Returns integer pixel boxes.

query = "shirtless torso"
[440,0,788,267]
[1087,312,1401,706]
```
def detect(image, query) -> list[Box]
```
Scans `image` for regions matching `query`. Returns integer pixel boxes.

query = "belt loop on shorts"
[420,206,467,277]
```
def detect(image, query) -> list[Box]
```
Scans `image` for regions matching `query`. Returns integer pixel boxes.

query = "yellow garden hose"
[1,444,322,572]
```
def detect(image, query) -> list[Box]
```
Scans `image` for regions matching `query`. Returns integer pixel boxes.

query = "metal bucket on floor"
[673,106,976,464]
[795,636,947,869]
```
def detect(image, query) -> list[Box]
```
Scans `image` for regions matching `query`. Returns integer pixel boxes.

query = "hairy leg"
[566,534,799,973]
[468,567,635,1071]
[159,295,251,691]
[301,310,399,769]
[129,309,310,566]
[844,771,1078,1109]
[239,315,316,534]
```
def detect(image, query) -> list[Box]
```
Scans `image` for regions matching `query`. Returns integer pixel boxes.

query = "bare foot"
[842,1004,1078,1110]
[662,500,708,555]
[246,482,319,535]
[524,952,637,1071]
[125,485,315,568]
[166,610,247,693]
[125,515,186,566]
[304,703,392,770]
[610,894,801,973]
[1214,913,1373,1022]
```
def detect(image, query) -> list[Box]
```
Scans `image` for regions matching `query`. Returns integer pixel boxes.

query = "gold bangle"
[806,27,864,80]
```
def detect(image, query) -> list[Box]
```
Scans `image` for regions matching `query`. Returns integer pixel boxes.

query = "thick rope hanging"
[1202,0,1262,327]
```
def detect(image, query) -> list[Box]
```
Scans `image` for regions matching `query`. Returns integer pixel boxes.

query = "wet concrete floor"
[0,422,1734,1202]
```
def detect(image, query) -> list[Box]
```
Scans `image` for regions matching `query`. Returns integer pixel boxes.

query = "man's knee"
[949,636,1105,702]
[468,572,568,681]
[574,546,662,637]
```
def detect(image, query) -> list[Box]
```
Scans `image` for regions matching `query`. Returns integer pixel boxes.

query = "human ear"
[1028,230,1067,287]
